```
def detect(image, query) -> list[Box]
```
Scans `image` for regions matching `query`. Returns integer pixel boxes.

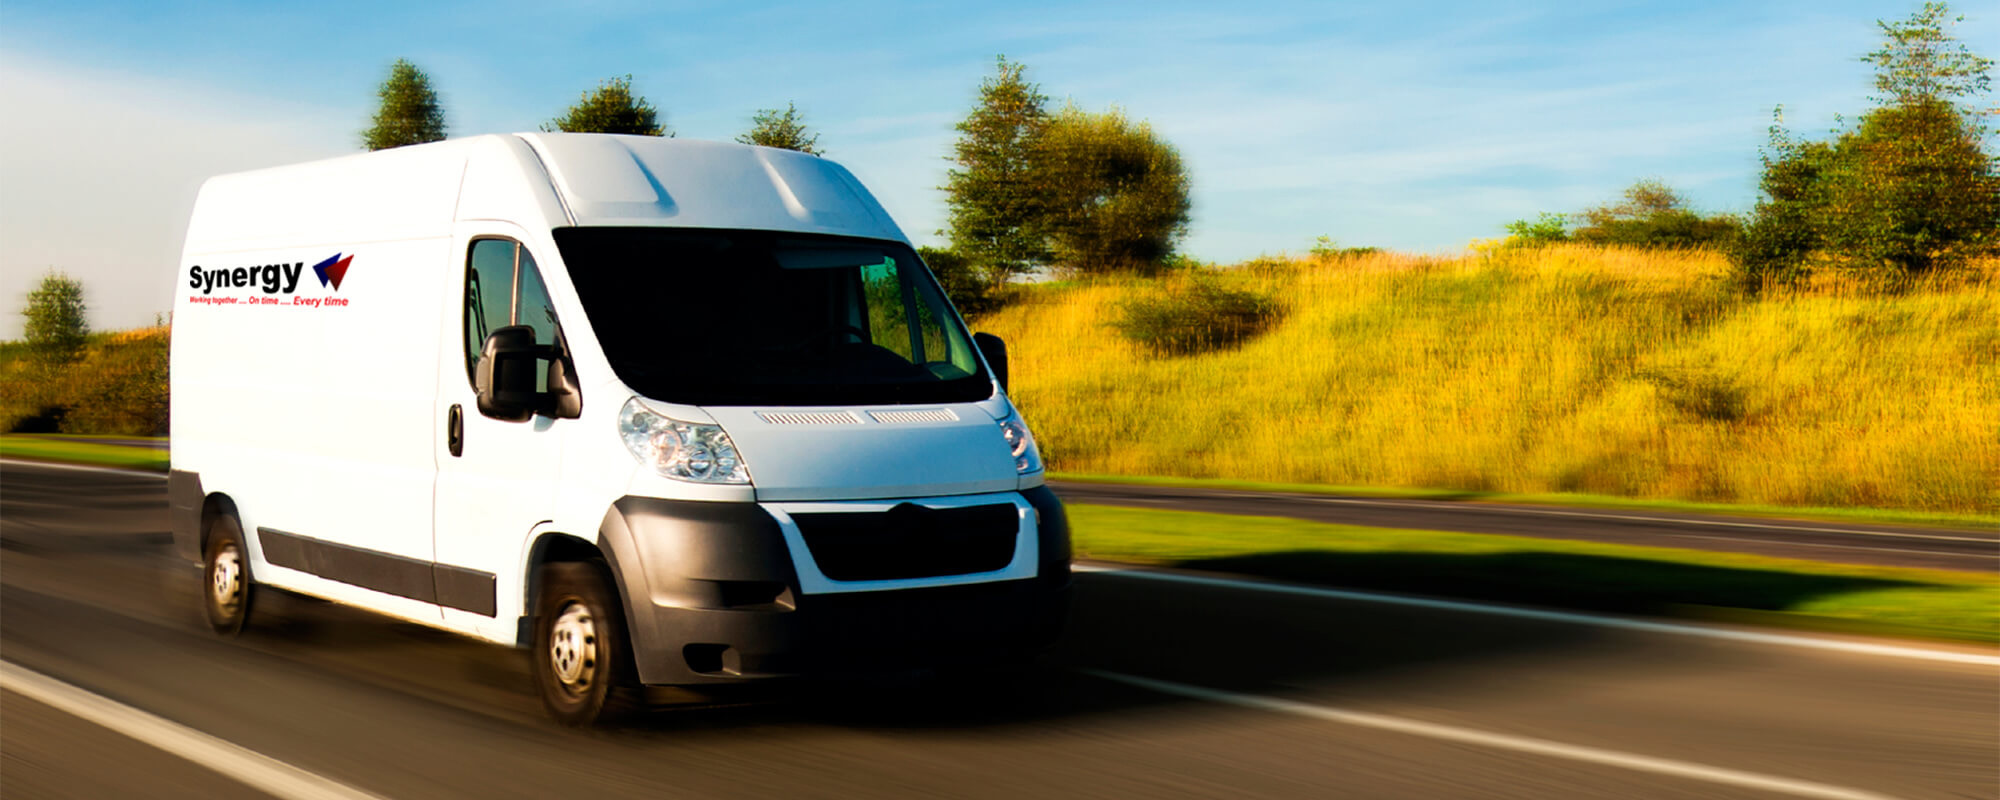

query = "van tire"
[531,560,639,726]
[202,514,255,636]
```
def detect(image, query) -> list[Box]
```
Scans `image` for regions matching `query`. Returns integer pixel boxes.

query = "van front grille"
[792,503,1018,581]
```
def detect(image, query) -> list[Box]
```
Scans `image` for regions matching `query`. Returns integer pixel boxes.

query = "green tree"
[1036,105,1193,275]
[545,76,669,136]
[361,58,447,151]
[1571,180,1739,248]
[22,270,87,369]
[1865,2,1993,104]
[736,102,821,154]
[943,57,1053,282]
[1735,3,1998,284]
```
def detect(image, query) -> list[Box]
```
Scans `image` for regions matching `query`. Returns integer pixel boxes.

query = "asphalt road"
[1050,480,2000,573]
[2,461,1995,799]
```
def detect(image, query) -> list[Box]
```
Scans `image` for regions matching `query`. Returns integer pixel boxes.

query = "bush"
[1111,275,1280,356]
[1309,236,1382,259]
[917,246,1004,318]
[60,327,169,435]
[1571,181,1740,249]
[1502,213,1571,246]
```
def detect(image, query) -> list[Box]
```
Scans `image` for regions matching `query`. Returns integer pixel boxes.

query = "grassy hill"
[978,245,1998,514]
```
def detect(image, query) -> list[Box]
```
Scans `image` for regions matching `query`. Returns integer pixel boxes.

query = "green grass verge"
[0,435,168,472]
[1069,503,2000,644]
[1052,472,2000,530]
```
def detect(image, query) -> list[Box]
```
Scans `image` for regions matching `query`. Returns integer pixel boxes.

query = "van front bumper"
[597,486,1071,686]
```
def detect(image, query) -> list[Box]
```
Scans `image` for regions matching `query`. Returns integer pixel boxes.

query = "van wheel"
[532,561,639,726]
[202,515,254,635]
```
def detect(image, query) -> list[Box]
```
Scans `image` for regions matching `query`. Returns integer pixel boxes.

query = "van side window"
[463,238,563,388]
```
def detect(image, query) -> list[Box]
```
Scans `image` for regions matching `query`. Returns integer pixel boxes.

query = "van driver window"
[464,238,562,388]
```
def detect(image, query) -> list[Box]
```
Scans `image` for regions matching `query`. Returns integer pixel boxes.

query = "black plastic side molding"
[258,527,497,616]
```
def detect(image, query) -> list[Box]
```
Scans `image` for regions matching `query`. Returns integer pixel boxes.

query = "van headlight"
[618,398,751,484]
[998,415,1043,475]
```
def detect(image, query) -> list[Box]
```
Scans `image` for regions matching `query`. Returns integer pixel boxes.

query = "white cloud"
[0,52,355,336]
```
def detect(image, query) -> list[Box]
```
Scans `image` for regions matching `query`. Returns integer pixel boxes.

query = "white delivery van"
[167,133,1069,725]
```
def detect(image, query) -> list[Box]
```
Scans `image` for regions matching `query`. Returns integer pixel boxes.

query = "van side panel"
[173,238,450,593]
[172,149,467,625]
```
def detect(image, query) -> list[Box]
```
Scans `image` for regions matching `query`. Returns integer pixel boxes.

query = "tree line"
[1506,3,1996,288]
[359,56,1195,306]
[363,63,819,152]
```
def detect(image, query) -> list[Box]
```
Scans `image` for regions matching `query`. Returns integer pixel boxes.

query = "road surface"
[2,461,1994,799]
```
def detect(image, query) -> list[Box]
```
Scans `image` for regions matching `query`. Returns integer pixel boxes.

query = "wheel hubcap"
[549,603,597,692]
[210,545,242,613]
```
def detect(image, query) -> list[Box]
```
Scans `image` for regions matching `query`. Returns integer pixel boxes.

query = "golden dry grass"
[980,245,1999,513]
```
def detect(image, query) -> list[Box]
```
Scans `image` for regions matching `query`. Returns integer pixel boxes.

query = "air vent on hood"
[757,411,862,425]
[868,409,959,424]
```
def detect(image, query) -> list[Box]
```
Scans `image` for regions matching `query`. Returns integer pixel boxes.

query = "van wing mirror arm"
[545,354,583,419]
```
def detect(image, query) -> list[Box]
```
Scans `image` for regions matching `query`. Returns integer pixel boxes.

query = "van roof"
[519,134,902,239]
[183,134,906,254]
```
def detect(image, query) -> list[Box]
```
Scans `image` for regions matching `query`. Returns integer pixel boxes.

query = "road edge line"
[0,659,390,800]
[1086,671,1902,800]
[1075,564,2000,666]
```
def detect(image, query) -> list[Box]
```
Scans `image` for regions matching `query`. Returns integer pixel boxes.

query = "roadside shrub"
[1502,213,1571,246]
[1309,236,1382,259]
[1111,275,1280,356]
[1571,181,1740,250]
[59,327,169,435]
[918,246,1004,318]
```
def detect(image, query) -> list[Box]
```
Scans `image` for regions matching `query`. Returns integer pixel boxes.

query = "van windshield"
[553,228,992,406]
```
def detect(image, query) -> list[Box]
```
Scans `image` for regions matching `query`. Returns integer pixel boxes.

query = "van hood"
[702,404,1022,501]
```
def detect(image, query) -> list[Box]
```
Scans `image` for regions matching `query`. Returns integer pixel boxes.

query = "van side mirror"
[973,332,1009,393]
[476,326,546,422]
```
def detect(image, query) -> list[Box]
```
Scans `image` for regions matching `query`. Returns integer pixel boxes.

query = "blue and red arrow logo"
[312,253,354,291]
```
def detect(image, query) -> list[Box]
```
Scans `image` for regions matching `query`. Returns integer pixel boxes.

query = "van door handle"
[447,404,464,457]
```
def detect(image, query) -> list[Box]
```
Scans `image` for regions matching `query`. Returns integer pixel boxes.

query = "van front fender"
[594,497,797,685]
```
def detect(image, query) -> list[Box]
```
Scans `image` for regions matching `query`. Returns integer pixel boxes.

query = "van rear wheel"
[532,561,639,726]
[202,515,254,635]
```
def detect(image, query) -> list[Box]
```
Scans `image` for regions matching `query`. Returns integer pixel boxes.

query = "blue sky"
[2,0,1993,332]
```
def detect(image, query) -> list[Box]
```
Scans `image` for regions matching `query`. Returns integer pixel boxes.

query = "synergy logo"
[312,252,354,291]
[187,253,354,308]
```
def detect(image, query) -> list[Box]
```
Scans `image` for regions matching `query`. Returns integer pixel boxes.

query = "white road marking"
[0,660,390,800]
[1088,670,1903,800]
[1075,565,2000,666]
